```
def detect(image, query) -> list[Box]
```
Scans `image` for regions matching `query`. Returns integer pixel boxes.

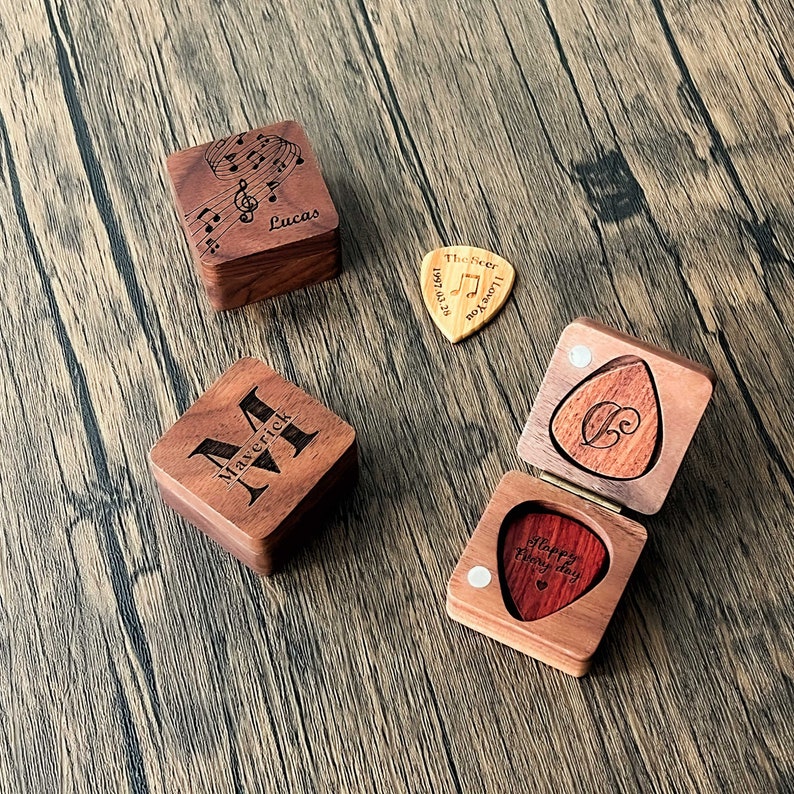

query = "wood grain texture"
[167,120,340,309]
[448,471,646,676]
[520,318,715,513]
[0,0,792,790]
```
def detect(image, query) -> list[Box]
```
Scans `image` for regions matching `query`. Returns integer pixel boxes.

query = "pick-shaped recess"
[499,504,608,621]
[550,355,662,480]
[420,246,515,343]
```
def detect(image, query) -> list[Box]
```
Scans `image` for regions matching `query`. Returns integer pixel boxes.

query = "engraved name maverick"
[189,387,318,506]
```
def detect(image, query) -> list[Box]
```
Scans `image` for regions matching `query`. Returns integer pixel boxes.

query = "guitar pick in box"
[166,120,340,310]
[447,318,715,676]
[149,358,357,575]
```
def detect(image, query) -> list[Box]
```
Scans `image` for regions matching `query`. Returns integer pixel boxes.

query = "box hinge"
[539,471,623,513]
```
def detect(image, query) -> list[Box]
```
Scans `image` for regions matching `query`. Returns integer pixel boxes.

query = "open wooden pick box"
[447,318,715,676]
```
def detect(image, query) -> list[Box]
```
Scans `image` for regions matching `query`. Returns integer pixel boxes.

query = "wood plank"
[0,0,791,790]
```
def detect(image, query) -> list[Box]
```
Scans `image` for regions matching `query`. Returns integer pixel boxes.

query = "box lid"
[166,120,338,270]
[149,358,356,545]
[517,318,715,514]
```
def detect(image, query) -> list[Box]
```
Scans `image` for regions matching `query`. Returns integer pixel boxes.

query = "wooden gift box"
[447,318,715,676]
[149,358,357,575]
[166,120,340,310]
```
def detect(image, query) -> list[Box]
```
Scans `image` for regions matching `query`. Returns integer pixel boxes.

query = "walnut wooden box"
[166,120,340,311]
[447,318,715,676]
[149,358,357,575]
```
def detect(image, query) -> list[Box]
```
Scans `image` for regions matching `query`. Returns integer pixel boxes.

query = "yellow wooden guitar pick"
[420,246,515,343]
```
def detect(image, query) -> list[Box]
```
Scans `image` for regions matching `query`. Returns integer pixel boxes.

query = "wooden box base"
[200,230,340,311]
[447,471,646,676]
[154,441,357,575]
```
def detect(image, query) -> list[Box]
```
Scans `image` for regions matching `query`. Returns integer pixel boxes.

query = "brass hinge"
[539,471,623,513]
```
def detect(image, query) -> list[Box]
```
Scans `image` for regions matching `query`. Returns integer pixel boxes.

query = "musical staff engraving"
[185,130,305,257]
[246,150,266,170]
[197,207,221,233]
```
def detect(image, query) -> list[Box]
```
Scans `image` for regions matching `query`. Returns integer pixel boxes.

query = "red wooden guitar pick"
[499,505,608,621]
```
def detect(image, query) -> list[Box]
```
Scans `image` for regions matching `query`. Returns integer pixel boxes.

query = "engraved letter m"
[189,387,317,505]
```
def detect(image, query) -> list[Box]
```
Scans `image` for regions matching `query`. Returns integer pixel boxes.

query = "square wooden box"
[447,318,715,675]
[149,358,357,575]
[166,120,340,310]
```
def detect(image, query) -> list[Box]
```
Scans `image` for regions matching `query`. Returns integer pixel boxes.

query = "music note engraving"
[247,150,266,170]
[450,273,481,298]
[197,207,221,233]
[234,179,259,224]
[187,128,307,255]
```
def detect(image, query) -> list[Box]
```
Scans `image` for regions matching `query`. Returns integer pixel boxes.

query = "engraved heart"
[420,246,515,343]
[498,504,608,621]
[550,355,662,480]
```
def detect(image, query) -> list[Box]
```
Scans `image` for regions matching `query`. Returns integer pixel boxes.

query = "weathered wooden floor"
[0,0,792,791]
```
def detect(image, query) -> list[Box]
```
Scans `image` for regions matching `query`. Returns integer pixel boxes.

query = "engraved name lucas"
[269,208,320,232]
[513,536,582,586]
[189,387,318,506]
[184,131,307,256]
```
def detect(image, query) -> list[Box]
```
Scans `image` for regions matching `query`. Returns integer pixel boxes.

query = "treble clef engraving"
[234,178,259,223]
[580,401,641,449]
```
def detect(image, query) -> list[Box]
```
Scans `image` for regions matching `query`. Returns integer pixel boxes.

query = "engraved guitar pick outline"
[498,502,609,622]
[550,354,663,481]
[420,246,515,343]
